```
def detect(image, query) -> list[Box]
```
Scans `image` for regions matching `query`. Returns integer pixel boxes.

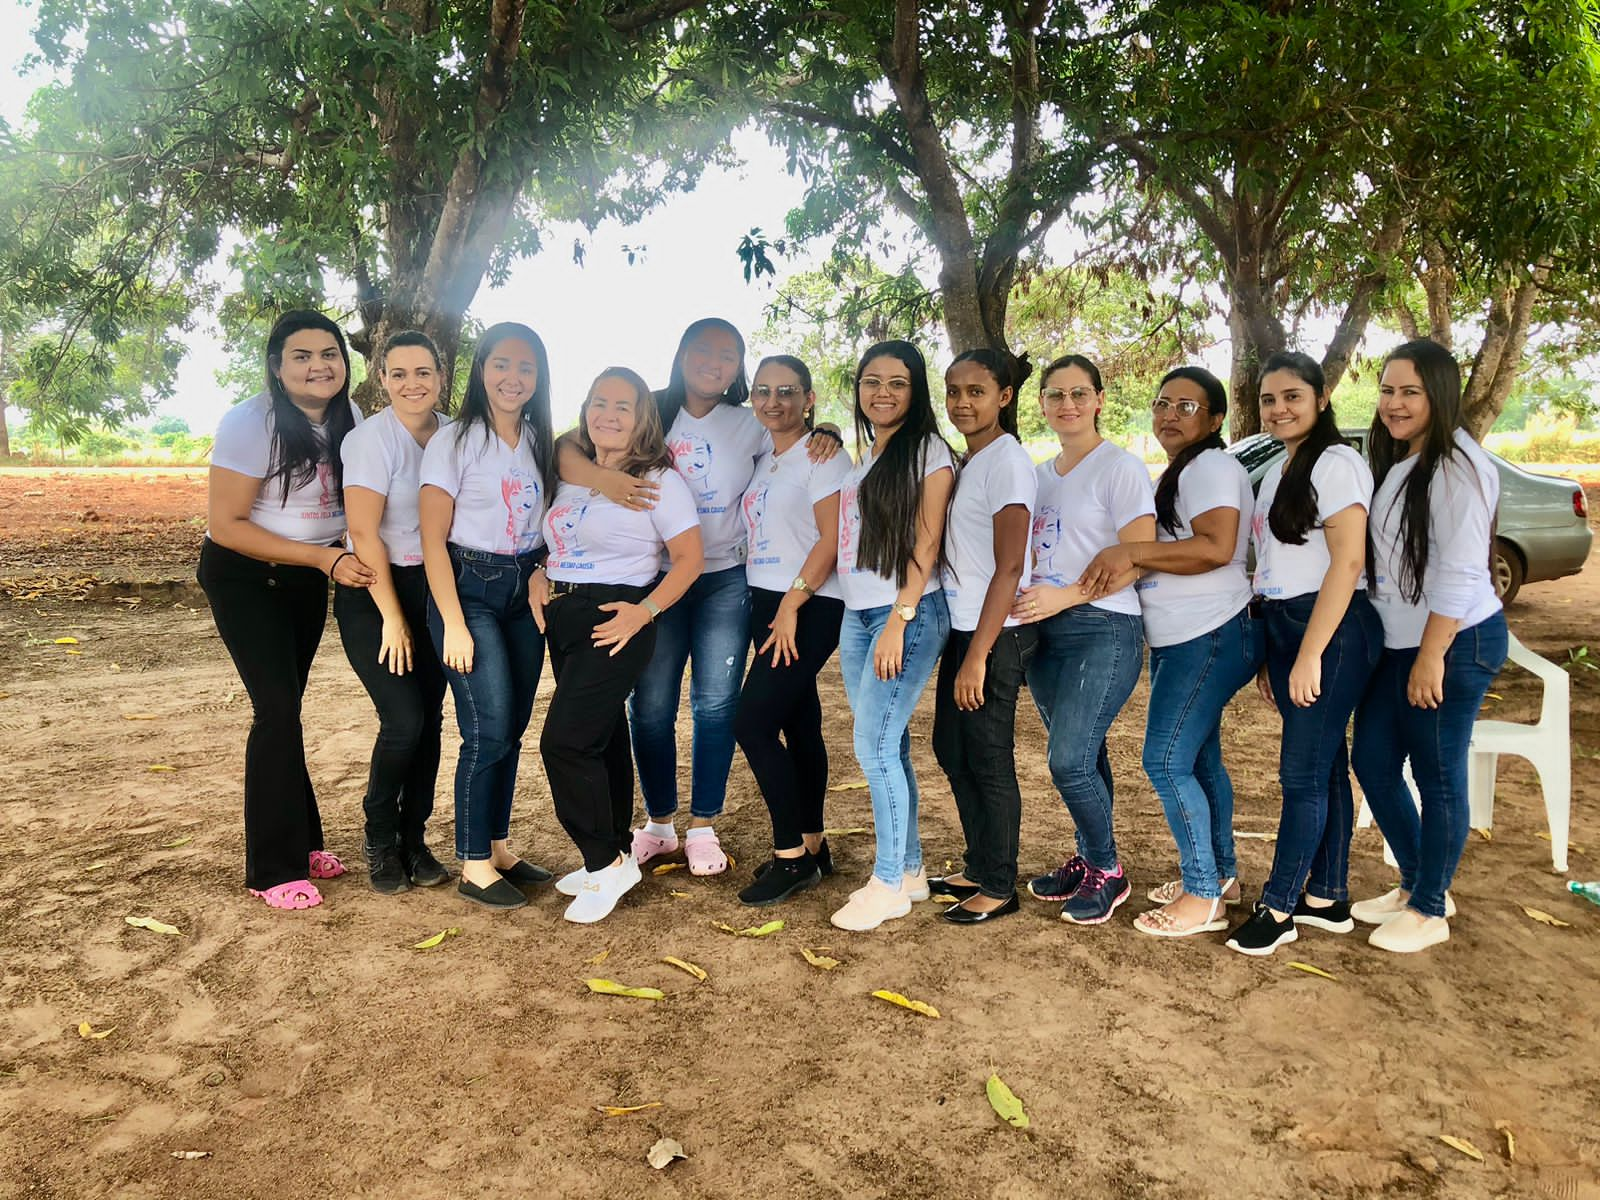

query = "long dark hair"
[658,317,750,433]
[264,310,355,506]
[574,367,674,478]
[1260,350,1347,545]
[947,347,1033,437]
[754,354,815,430]
[1153,366,1228,536]
[1039,353,1104,431]
[854,340,951,587]
[1369,339,1473,603]
[453,322,556,501]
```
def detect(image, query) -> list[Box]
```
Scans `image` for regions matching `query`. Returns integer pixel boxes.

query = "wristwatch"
[790,575,815,596]
[893,602,918,622]
[641,598,662,621]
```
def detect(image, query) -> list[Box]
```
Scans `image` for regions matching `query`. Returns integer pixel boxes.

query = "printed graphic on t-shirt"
[670,433,730,516]
[838,482,862,574]
[545,498,591,567]
[501,468,541,553]
[300,460,342,521]
[1031,507,1064,583]
[742,482,774,566]
[1250,507,1279,595]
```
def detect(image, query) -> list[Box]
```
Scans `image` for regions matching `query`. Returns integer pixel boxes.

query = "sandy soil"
[2,470,1597,1200]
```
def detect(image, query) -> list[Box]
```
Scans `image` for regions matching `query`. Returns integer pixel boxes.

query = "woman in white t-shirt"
[1350,339,1506,954]
[334,330,453,895]
[536,368,705,924]
[1081,367,1262,937]
[829,340,955,933]
[1012,354,1155,927]
[419,322,556,912]
[1225,351,1383,957]
[733,355,851,907]
[198,310,375,911]
[928,348,1037,926]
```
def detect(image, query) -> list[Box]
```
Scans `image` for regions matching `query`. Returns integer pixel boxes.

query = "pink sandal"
[308,850,347,880]
[630,828,679,866]
[249,880,322,910]
[685,831,728,877]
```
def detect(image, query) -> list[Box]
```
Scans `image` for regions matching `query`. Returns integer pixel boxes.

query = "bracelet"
[328,550,355,576]
[811,427,843,443]
[641,597,662,621]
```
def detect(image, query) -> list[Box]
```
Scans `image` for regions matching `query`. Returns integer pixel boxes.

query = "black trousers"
[931,625,1037,898]
[197,537,330,891]
[539,584,657,872]
[334,564,447,848]
[734,587,844,850]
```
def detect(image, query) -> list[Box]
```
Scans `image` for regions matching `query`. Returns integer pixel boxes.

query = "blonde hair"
[575,367,673,478]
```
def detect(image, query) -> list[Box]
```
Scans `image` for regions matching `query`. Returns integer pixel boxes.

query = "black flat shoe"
[928,875,982,901]
[755,838,834,880]
[458,876,527,910]
[941,892,1020,924]
[402,842,451,888]
[499,860,554,887]
[739,854,822,906]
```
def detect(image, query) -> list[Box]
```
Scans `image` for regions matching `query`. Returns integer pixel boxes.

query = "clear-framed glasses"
[1040,386,1096,407]
[1152,397,1206,418]
[859,376,912,394]
[752,384,804,400]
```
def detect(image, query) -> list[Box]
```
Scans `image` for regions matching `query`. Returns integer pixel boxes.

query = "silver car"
[1226,431,1592,605]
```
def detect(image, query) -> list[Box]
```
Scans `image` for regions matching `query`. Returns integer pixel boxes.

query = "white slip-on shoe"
[563,856,642,924]
[1368,910,1450,953]
[1353,887,1456,925]
[830,876,913,931]
[555,866,590,897]
[899,869,930,902]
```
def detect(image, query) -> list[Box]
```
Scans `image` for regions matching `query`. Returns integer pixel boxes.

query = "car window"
[1227,436,1283,472]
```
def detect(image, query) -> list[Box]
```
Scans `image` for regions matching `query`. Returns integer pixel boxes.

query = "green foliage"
[150,414,190,436]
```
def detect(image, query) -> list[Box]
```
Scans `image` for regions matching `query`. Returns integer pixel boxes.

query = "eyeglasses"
[1040,387,1096,407]
[1152,398,1206,417]
[859,376,912,393]
[752,384,804,400]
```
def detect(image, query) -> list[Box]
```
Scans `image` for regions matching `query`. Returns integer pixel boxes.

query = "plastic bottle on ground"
[1567,880,1600,907]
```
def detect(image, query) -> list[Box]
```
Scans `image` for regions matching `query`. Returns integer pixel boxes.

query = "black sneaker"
[1226,903,1299,956]
[1027,854,1089,901]
[402,842,451,888]
[366,842,411,895]
[1291,894,1355,933]
[739,853,822,907]
[755,839,834,880]
[1060,864,1131,925]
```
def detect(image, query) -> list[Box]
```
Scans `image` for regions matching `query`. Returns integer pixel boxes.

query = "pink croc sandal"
[685,831,728,877]
[249,880,322,910]
[308,850,347,880]
[630,828,679,866]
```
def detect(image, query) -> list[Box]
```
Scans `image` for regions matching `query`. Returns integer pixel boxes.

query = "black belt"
[548,579,650,601]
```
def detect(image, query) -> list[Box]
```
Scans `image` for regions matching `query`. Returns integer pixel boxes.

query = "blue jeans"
[838,591,950,886]
[1259,591,1382,912]
[1143,608,1265,899]
[1351,611,1507,918]
[629,564,751,820]
[427,545,545,861]
[1026,606,1144,870]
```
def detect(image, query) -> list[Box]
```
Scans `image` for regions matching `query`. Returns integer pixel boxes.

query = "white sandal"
[1133,895,1229,938]
[1146,877,1241,906]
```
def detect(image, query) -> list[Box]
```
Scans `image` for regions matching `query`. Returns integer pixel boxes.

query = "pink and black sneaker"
[1060,862,1130,925]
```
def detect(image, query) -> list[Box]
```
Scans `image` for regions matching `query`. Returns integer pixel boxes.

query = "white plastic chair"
[1467,632,1571,873]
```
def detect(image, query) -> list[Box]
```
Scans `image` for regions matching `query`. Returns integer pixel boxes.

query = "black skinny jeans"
[197,537,331,891]
[539,584,658,872]
[734,587,844,851]
[334,564,446,849]
[931,625,1037,898]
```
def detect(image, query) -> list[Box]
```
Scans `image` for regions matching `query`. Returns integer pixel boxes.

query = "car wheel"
[1493,538,1524,606]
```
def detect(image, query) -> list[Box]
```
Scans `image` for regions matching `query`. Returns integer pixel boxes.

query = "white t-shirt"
[1030,440,1155,616]
[1370,429,1501,648]
[340,407,452,566]
[210,391,363,545]
[742,440,851,600]
[836,434,955,611]
[1251,443,1372,600]
[941,435,1037,632]
[545,469,700,587]
[665,402,771,572]
[1136,448,1255,648]
[418,421,547,556]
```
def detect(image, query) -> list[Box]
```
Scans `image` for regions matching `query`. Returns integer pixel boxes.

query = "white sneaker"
[1368,910,1450,953]
[830,876,913,931]
[563,856,642,924]
[900,869,930,902]
[1351,887,1456,925]
[555,866,590,897]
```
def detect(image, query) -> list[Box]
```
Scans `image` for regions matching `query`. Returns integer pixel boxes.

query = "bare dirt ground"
[2,469,1598,1200]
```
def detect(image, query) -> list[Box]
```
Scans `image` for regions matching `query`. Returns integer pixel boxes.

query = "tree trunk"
[0,329,10,458]
[1321,212,1406,395]
[1462,268,1547,438]
[1226,279,1287,440]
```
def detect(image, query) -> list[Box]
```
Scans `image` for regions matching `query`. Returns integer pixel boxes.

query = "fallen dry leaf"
[412,927,462,950]
[124,916,181,936]
[1235,831,1277,841]
[147,765,177,773]
[871,989,940,1018]
[647,1137,687,1169]
[929,893,959,904]
[585,948,611,966]
[64,649,82,655]
[661,956,707,981]
[84,861,109,873]
[820,826,869,836]
[77,1022,115,1040]
[711,919,784,938]
[1521,906,1571,928]
[1285,961,1337,981]
[170,1151,211,1160]
[986,1073,1029,1129]
[800,947,840,971]
[668,890,691,899]
[585,978,665,1001]
[596,1102,662,1117]
[122,713,159,721]
[1537,832,1587,855]
[1473,827,1492,842]
[54,636,79,645]
[163,836,193,849]
[1439,1135,1484,1162]
[652,863,685,875]
[827,781,869,792]
[1495,1122,1516,1162]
